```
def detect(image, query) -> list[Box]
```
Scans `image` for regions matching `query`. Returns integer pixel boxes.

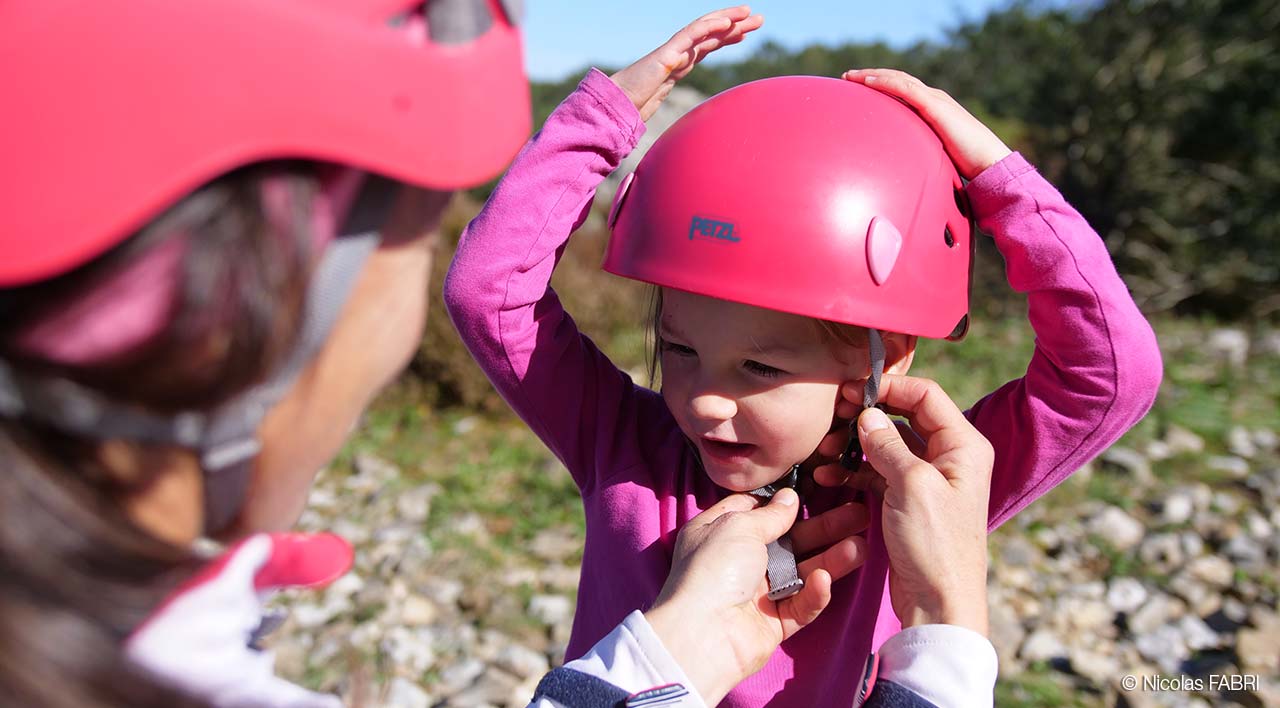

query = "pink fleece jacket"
[444,69,1162,707]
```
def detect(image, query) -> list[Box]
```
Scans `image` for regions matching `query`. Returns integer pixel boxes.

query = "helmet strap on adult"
[0,232,379,536]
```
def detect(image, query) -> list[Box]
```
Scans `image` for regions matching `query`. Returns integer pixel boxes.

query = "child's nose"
[688,391,737,422]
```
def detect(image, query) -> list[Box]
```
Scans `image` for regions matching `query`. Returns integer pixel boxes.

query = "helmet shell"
[0,0,530,286]
[604,76,972,339]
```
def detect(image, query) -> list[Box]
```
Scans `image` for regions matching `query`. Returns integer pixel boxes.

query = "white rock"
[1164,426,1205,456]
[354,451,400,483]
[1224,534,1266,564]
[1019,629,1067,663]
[1144,439,1172,462]
[1129,594,1186,635]
[400,595,439,626]
[1179,531,1205,559]
[1160,492,1195,525]
[418,577,464,608]
[1101,446,1152,482]
[436,658,486,697]
[1245,512,1273,540]
[1089,506,1146,551]
[1175,615,1219,651]
[1251,427,1278,452]
[1107,577,1149,614]
[1186,555,1234,587]
[386,677,431,708]
[382,626,437,676]
[1207,456,1250,479]
[1135,624,1189,674]
[528,594,574,627]
[452,415,479,435]
[1212,491,1242,514]
[1067,645,1119,685]
[1227,426,1258,458]
[1207,328,1249,368]
[1138,533,1184,571]
[495,644,551,680]
[396,485,437,524]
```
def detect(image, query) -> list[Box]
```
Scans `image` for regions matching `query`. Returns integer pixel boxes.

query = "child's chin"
[706,466,782,493]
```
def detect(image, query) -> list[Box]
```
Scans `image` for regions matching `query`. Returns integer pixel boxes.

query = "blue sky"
[523,0,1023,81]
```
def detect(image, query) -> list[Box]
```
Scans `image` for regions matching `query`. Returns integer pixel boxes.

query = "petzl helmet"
[0,0,530,287]
[605,75,972,340]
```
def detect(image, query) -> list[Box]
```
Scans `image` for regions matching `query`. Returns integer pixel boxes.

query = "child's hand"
[611,6,763,122]
[842,68,1012,181]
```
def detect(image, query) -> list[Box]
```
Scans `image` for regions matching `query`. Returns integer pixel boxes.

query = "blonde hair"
[645,286,870,385]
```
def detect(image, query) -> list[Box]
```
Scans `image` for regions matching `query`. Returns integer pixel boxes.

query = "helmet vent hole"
[953,188,969,218]
[944,226,956,248]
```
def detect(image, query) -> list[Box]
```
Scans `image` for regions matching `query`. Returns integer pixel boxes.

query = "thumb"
[858,408,928,489]
[738,487,801,543]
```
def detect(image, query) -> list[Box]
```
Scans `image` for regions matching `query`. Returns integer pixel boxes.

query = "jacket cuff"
[579,68,646,150]
[965,152,1037,221]
[557,611,708,707]
[876,625,998,708]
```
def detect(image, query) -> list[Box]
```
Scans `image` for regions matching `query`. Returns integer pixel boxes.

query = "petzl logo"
[688,216,740,243]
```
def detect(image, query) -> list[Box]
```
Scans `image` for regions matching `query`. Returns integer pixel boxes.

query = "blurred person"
[445,5,1163,705]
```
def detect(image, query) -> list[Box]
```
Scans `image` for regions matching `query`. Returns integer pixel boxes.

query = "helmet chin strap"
[747,328,887,602]
[841,328,885,471]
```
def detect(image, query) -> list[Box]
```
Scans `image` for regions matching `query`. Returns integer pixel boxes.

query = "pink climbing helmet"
[0,0,530,287]
[605,75,973,340]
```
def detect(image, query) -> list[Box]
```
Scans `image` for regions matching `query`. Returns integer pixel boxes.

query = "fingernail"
[863,75,878,84]
[859,407,889,433]
[774,488,798,506]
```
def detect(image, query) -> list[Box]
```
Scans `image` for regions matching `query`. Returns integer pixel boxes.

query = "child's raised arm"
[444,8,762,492]
[837,68,1163,529]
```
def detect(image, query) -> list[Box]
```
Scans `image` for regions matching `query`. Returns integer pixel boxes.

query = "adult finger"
[679,492,761,534]
[777,569,832,637]
[875,373,983,466]
[727,487,801,545]
[857,407,936,489]
[797,535,867,582]
[788,502,869,554]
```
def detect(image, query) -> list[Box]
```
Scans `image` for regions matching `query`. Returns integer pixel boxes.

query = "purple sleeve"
[443,69,660,494]
[964,154,1163,530]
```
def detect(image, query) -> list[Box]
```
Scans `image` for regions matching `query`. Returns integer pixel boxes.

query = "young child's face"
[658,288,867,492]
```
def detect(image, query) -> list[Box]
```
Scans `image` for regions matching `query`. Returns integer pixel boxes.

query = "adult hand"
[610,6,763,122]
[645,489,868,705]
[842,68,1012,180]
[816,374,993,636]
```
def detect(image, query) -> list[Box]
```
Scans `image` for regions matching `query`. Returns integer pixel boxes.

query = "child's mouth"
[700,438,757,462]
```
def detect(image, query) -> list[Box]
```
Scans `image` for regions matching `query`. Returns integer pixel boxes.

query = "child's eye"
[743,359,783,378]
[660,339,697,357]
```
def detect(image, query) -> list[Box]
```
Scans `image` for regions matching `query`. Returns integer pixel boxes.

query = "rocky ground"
[264,327,1280,707]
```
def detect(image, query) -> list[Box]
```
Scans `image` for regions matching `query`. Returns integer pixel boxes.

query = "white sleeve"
[874,624,998,708]
[527,611,709,708]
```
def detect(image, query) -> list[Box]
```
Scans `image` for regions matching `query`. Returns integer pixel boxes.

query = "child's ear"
[884,333,917,375]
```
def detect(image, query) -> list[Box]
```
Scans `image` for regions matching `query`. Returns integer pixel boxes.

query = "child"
[445,6,1162,706]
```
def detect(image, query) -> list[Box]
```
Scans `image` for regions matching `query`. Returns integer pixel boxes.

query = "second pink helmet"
[605,76,973,340]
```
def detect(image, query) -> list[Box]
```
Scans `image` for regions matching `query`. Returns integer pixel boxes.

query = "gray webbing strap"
[0,232,380,534]
[841,328,886,471]
[200,231,379,531]
[863,328,885,409]
[747,465,804,601]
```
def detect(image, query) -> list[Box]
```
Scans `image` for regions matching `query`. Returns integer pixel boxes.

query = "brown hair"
[0,162,317,707]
